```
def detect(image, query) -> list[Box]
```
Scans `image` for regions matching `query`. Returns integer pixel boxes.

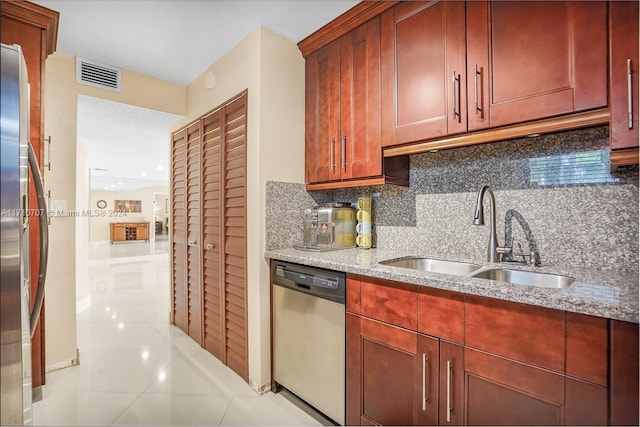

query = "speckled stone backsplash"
[265,126,639,272]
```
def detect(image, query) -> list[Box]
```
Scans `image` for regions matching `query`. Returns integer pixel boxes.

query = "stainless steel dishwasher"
[272,261,346,425]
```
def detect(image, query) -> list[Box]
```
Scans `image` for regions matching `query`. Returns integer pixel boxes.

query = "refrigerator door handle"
[27,140,49,338]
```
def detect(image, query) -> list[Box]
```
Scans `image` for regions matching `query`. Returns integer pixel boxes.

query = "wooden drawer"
[465,295,565,372]
[360,277,417,330]
[346,274,361,314]
[418,287,464,344]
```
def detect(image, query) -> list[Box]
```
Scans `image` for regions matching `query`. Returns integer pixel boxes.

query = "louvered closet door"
[186,121,203,345]
[201,108,223,360]
[171,129,188,333]
[222,94,248,380]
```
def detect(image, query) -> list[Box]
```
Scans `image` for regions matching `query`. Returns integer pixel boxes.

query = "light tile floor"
[33,240,325,426]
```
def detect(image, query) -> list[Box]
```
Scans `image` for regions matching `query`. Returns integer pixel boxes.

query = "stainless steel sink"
[380,257,482,276]
[470,268,575,289]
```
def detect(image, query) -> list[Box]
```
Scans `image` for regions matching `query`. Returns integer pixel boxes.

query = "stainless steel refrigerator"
[1,43,49,426]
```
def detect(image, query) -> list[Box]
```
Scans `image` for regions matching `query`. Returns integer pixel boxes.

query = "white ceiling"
[31,0,359,190]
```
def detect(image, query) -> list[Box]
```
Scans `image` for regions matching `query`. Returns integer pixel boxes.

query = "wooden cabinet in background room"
[171,91,248,381]
[381,0,467,146]
[609,0,639,154]
[1,0,59,389]
[466,1,607,131]
[109,223,150,243]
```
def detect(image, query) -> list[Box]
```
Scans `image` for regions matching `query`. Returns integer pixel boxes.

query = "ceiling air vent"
[76,57,121,92]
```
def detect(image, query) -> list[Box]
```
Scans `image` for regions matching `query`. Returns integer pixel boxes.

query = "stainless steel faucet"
[473,185,512,263]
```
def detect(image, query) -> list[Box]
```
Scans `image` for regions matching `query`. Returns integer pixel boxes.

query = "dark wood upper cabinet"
[305,39,341,184]
[466,1,607,130]
[382,1,608,147]
[304,16,409,189]
[306,18,382,184]
[609,0,639,152]
[381,1,467,146]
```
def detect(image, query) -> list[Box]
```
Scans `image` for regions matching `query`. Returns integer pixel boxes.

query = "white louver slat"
[76,57,121,92]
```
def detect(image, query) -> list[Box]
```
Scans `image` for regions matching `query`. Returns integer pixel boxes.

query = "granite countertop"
[265,247,639,324]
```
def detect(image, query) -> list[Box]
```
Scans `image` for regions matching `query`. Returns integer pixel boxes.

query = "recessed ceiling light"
[140,172,147,177]
[156,165,164,171]
[109,184,116,188]
[117,182,123,185]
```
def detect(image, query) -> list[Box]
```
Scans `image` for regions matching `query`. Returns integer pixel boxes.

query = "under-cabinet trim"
[383,108,610,157]
[610,148,640,166]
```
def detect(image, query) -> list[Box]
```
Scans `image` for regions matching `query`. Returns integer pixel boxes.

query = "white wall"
[44,26,305,387]
[89,185,168,243]
[177,26,305,392]
[43,51,185,369]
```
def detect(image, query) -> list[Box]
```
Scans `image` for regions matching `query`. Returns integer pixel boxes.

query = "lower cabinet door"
[360,317,417,425]
[347,315,420,426]
[464,348,565,426]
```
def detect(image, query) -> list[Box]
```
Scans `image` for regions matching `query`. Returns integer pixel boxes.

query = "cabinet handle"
[422,353,428,411]
[452,72,461,123]
[188,240,196,246]
[44,135,52,171]
[206,243,214,250]
[330,136,336,172]
[446,360,452,423]
[342,134,347,171]
[474,65,483,117]
[628,59,633,129]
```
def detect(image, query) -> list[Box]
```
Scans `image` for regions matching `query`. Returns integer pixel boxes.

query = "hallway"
[33,240,324,425]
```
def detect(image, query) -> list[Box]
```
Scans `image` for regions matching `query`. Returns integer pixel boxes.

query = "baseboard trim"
[46,348,80,373]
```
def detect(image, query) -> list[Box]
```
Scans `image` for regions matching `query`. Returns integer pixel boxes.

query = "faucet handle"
[529,251,541,267]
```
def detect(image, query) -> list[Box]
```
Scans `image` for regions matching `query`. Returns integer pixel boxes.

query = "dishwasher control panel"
[272,261,345,304]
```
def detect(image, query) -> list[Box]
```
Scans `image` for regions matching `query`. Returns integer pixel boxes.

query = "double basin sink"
[380,257,574,289]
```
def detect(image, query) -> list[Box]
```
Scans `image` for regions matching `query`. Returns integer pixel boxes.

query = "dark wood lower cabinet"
[464,352,607,426]
[346,274,637,426]
[358,317,417,425]
[609,320,640,426]
[347,315,460,426]
[465,348,565,426]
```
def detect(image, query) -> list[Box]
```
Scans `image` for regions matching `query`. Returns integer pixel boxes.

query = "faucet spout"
[473,185,508,263]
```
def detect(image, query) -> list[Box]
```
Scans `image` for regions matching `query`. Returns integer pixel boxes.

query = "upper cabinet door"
[609,0,639,151]
[305,39,341,184]
[340,17,382,180]
[467,1,607,130]
[381,1,467,147]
